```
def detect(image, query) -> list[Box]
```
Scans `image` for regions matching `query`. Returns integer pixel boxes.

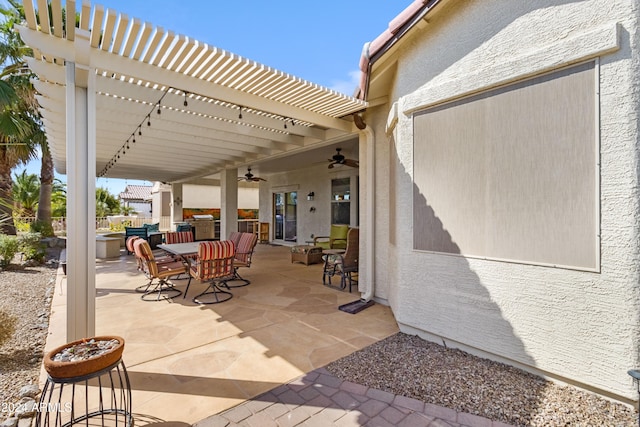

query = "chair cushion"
[165,231,194,244]
[143,223,160,232]
[192,241,236,280]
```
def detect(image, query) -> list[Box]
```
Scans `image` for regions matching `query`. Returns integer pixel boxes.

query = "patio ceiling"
[17,0,368,184]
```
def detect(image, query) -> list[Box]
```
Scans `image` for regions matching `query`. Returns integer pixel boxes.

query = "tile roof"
[119,185,153,201]
[357,0,443,100]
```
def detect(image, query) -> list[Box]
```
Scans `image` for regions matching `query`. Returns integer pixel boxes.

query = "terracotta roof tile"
[357,0,442,100]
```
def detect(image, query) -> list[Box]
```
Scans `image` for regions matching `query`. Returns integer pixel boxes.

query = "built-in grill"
[186,215,215,240]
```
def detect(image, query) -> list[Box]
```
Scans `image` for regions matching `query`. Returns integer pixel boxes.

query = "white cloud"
[329,70,362,96]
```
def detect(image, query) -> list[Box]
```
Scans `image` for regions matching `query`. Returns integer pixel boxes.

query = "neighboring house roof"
[119,185,153,202]
[356,0,444,100]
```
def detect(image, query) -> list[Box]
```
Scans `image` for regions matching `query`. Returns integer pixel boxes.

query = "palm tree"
[96,187,120,218]
[51,178,66,218]
[0,1,42,234]
[12,170,39,217]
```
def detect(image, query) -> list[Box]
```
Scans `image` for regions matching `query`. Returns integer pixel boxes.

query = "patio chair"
[189,240,236,304]
[125,227,148,254]
[322,227,359,292]
[133,238,187,301]
[165,230,195,244]
[313,224,349,250]
[224,232,258,288]
[228,231,242,248]
[126,235,141,262]
[176,223,192,233]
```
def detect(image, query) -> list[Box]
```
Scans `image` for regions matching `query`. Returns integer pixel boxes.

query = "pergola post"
[220,168,238,239]
[65,58,96,341]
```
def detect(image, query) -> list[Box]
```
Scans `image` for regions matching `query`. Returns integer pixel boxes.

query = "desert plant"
[0,310,16,346]
[0,234,19,268]
[18,232,45,263]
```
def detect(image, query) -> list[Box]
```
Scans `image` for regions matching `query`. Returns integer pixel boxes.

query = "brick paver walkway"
[193,368,515,427]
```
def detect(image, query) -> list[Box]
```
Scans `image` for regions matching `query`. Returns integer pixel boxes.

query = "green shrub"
[0,234,19,268]
[14,220,30,233]
[30,220,55,237]
[19,232,46,263]
[0,310,16,346]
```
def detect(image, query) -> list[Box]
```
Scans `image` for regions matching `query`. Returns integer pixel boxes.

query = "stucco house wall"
[371,0,640,401]
[184,184,259,210]
[259,163,359,244]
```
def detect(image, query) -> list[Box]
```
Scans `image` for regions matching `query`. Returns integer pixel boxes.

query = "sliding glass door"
[273,191,297,242]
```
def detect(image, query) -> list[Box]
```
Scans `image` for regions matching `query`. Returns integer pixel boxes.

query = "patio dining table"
[157,241,205,298]
[158,241,201,258]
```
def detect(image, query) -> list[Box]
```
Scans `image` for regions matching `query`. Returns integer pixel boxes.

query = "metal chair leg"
[193,280,233,305]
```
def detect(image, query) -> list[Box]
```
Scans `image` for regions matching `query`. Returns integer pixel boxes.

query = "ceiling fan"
[238,167,266,182]
[328,148,359,169]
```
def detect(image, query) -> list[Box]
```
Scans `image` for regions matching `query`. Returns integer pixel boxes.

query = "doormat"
[339,299,375,314]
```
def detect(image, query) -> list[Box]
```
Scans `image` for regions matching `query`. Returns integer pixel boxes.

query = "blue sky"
[13,0,409,196]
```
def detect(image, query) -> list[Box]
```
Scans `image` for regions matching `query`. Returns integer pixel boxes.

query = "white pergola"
[17,0,371,341]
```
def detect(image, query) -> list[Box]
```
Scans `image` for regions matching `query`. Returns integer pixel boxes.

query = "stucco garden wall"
[376,0,640,401]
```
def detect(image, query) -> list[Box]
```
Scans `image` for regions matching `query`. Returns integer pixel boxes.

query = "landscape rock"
[0,418,18,427]
[18,384,39,399]
[13,399,36,419]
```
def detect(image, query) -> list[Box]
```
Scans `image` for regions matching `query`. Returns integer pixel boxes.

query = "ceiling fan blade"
[344,159,359,168]
[328,163,335,169]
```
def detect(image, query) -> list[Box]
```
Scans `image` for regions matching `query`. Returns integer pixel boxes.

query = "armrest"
[313,236,330,243]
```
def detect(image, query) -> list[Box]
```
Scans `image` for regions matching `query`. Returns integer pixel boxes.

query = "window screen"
[413,61,598,270]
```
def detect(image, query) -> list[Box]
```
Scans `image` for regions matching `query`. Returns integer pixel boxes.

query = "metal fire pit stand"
[36,358,132,427]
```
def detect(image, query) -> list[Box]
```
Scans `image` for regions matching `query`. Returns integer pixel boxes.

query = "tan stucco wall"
[183,184,258,209]
[372,0,640,401]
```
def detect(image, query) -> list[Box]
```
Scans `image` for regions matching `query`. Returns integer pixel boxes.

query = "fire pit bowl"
[43,335,125,379]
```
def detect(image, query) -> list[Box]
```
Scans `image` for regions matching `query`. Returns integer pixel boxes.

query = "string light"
[101,86,297,178]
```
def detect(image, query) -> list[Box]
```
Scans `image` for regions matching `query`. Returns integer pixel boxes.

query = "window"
[331,178,350,224]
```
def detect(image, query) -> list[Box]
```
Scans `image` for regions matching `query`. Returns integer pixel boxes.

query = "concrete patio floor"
[44,243,400,424]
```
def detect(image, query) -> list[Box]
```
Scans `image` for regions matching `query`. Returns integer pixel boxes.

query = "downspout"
[361,125,376,301]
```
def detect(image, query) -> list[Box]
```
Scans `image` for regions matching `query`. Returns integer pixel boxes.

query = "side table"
[37,337,132,427]
[291,245,323,265]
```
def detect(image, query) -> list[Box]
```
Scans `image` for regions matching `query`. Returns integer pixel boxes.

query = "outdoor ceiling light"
[184,91,188,107]
[238,106,243,119]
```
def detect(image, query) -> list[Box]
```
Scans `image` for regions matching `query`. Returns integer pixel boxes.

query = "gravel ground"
[0,251,58,413]
[326,333,637,426]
